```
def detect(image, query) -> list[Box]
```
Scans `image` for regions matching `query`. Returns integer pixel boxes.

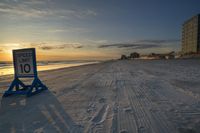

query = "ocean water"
[0,61,99,76]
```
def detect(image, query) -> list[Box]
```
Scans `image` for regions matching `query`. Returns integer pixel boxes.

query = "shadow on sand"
[0,90,83,133]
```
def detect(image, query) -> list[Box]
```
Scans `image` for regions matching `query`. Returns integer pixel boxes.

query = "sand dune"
[0,60,200,133]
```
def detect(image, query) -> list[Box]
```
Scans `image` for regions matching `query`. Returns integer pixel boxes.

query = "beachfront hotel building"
[181,14,200,54]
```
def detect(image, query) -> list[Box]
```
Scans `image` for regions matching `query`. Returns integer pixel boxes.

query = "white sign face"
[13,49,36,77]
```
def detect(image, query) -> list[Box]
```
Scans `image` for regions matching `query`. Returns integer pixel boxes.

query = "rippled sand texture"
[0,60,200,133]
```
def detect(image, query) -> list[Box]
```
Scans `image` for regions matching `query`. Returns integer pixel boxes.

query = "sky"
[0,0,200,61]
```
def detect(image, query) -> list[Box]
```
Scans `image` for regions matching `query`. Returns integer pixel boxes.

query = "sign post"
[3,48,48,97]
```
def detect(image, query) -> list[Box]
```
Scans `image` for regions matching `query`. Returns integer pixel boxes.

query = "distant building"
[120,55,128,60]
[130,52,140,59]
[147,51,175,59]
[181,14,200,54]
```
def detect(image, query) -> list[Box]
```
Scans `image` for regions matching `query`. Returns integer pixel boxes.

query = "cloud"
[0,1,97,19]
[87,39,109,44]
[74,45,83,48]
[47,29,67,33]
[30,43,83,50]
[47,27,90,33]
[98,39,180,50]
[39,46,60,50]
[98,43,160,49]
[72,44,83,49]
[62,43,83,49]
[82,9,97,17]
[0,2,48,18]
[22,0,48,5]
[0,43,24,53]
[137,39,180,44]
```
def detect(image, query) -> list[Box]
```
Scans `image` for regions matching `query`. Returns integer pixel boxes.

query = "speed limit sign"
[13,48,37,77]
[3,48,48,97]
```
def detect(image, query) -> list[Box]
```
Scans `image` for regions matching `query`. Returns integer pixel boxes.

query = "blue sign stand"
[3,48,48,97]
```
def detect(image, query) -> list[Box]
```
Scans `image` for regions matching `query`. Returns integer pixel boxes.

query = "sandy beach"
[0,60,200,133]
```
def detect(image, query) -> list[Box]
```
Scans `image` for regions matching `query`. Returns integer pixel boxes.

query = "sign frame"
[3,48,48,97]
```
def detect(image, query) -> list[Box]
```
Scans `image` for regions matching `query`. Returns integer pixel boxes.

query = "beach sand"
[0,60,200,133]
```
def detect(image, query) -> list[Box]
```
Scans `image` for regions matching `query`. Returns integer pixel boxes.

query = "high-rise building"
[181,14,200,54]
